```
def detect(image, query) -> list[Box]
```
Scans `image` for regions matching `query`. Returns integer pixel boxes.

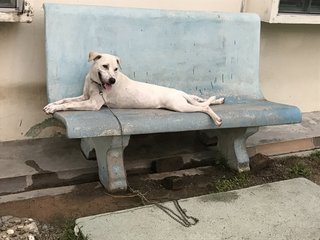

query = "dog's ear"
[116,57,122,70]
[88,52,102,62]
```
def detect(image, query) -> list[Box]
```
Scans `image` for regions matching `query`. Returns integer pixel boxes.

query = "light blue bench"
[44,3,301,192]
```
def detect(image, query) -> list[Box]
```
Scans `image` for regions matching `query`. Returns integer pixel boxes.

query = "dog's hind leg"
[188,95,207,102]
[168,100,222,126]
[209,96,224,105]
[199,105,222,126]
[183,94,224,107]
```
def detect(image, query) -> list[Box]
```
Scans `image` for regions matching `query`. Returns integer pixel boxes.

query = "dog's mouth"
[103,82,112,91]
[98,72,113,91]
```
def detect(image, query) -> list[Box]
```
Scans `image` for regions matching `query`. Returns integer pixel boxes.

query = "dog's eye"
[114,68,118,71]
[102,64,109,70]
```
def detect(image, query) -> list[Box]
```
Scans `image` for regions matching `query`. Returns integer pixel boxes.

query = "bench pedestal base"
[81,136,130,192]
[218,127,258,171]
[203,127,258,172]
[81,128,257,192]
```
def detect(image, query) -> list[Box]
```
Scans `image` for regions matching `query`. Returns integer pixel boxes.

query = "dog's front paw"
[43,104,58,114]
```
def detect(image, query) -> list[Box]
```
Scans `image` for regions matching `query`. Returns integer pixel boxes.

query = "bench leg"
[81,138,96,160]
[217,127,258,172]
[83,136,130,192]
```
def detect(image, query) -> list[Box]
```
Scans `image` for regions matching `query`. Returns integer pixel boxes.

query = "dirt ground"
[0,151,319,239]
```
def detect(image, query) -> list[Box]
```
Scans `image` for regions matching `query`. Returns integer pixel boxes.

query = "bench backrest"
[44,3,262,103]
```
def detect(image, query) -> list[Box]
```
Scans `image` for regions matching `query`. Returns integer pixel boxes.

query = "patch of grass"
[60,220,88,240]
[288,162,311,178]
[310,150,320,161]
[215,173,250,192]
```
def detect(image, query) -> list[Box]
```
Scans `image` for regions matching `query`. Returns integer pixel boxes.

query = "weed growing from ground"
[310,150,320,161]
[215,173,250,192]
[288,162,311,178]
[60,220,88,240]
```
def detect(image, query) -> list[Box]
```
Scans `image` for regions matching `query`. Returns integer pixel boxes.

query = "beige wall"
[260,23,320,111]
[0,0,319,142]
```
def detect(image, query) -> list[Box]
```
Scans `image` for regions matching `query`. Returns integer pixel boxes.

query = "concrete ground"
[0,111,319,195]
[76,178,320,240]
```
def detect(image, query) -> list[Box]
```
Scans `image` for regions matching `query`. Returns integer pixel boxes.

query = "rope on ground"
[101,90,199,227]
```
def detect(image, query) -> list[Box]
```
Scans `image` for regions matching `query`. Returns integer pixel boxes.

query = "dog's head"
[88,52,121,91]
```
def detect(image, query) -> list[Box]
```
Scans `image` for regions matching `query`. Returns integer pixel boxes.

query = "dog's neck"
[90,78,104,94]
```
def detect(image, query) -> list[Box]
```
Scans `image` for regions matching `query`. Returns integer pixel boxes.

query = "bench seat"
[55,100,301,138]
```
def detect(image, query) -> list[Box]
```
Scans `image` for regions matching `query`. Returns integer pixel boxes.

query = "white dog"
[43,52,224,126]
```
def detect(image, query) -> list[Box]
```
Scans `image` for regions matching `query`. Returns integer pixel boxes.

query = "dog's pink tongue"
[103,83,112,91]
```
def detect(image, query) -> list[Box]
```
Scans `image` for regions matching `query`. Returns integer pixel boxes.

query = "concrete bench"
[44,3,301,192]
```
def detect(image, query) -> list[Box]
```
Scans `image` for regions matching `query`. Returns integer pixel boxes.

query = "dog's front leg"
[49,95,87,105]
[43,95,88,110]
[44,96,104,114]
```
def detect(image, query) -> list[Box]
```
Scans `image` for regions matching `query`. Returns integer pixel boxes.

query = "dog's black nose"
[109,78,116,84]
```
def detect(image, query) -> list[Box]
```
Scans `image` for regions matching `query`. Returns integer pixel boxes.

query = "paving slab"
[247,111,320,156]
[247,111,320,146]
[76,178,320,240]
